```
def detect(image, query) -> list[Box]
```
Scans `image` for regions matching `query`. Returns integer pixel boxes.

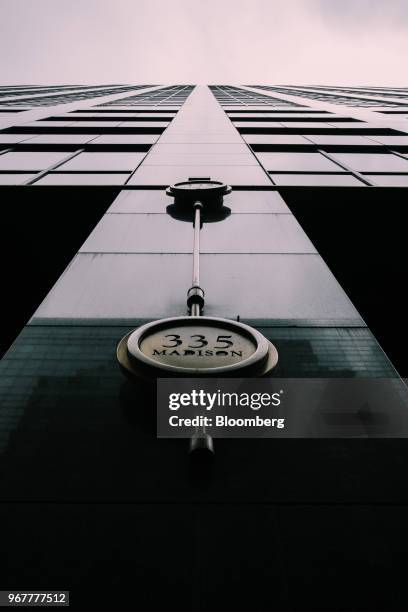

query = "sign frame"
[117,315,278,379]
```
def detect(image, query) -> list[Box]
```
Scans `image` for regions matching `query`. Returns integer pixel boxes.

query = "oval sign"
[117,316,278,378]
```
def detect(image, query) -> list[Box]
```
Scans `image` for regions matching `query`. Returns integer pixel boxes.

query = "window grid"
[0,85,155,107]
[217,95,408,187]
[248,85,407,108]
[99,85,194,107]
[209,85,303,107]
[2,85,408,188]
[0,88,188,183]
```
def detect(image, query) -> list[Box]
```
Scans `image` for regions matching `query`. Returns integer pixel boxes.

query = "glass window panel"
[0,325,396,507]
[306,135,378,146]
[81,215,191,253]
[259,327,397,378]
[366,174,408,186]
[56,112,122,118]
[329,122,380,129]
[108,188,289,214]
[280,122,332,129]
[257,152,343,172]
[0,151,69,171]
[54,113,124,123]
[229,113,331,120]
[35,173,130,185]
[217,189,289,213]
[368,136,408,146]
[58,113,173,120]
[59,152,145,171]
[242,135,311,145]
[200,214,315,253]
[330,153,408,172]
[69,121,122,128]
[89,134,158,145]
[141,106,177,111]
[0,173,36,184]
[0,134,35,144]
[21,121,76,128]
[127,165,272,186]
[273,114,335,120]
[327,121,367,127]
[33,253,362,321]
[99,106,176,112]
[24,134,97,144]
[108,189,177,213]
[233,121,285,128]
[270,174,363,186]
[80,214,315,254]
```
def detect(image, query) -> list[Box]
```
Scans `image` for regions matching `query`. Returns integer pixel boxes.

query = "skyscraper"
[0,83,407,609]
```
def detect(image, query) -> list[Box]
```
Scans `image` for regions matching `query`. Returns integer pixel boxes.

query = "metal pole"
[187,201,205,317]
[192,202,202,289]
[188,201,213,455]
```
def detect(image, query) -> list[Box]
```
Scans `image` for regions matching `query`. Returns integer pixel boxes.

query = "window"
[257,152,342,172]
[329,153,408,172]
[233,121,285,129]
[366,174,408,186]
[23,121,77,128]
[258,327,396,377]
[69,121,122,128]
[25,134,97,144]
[0,173,36,184]
[306,135,377,146]
[35,173,130,185]
[280,122,332,129]
[0,134,35,144]
[242,135,310,145]
[0,151,69,171]
[58,152,145,171]
[270,174,363,186]
[368,136,408,146]
[89,135,158,145]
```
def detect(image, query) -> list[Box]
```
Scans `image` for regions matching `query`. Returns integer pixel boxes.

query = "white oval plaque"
[117,316,278,378]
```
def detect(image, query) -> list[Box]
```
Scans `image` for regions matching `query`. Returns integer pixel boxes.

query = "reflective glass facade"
[0,83,406,608]
[0,81,404,413]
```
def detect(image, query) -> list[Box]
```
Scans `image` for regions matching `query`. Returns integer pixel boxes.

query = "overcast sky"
[0,0,407,86]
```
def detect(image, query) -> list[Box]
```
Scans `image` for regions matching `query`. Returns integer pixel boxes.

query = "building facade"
[0,84,407,609]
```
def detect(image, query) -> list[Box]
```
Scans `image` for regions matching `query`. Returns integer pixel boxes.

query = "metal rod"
[192,202,202,288]
[190,303,201,317]
[188,200,214,455]
[187,200,205,316]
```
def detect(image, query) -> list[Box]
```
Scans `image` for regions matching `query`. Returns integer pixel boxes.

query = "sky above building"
[0,0,407,86]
